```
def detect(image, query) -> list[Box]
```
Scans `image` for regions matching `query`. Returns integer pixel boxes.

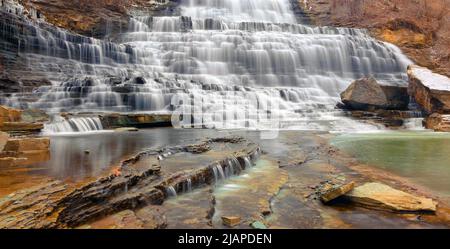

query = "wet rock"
[100,113,172,129]
[340,77,389,110]
[0,122,44,133]
[0,137,259,228]
[250,221,267,229]
[221,216,241,227]
[20,109,49,123]
[320,181,355,203]
[345,182,437,213]
[340,77,408,111]
[3,137,50,152]
[408,65,450,114]
[133,77,146,85]
[424,113,450,132]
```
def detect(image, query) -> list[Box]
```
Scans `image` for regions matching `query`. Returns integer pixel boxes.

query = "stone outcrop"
[424,113,450,132]
[3,137,50,152]
[345,182,437,213]
[17,0,181,39]
[0,106,45,134]
[340,77,408,111]
[0,137,50,167]
[319,181,355,203]
[408,65,450,114]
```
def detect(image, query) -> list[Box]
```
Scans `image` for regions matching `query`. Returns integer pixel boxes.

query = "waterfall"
[1,0,413,131]
[165,186,178,197]
[43,116,104,134]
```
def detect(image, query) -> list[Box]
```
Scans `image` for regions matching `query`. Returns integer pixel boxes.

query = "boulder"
[340,77,408,110]
[221,216,241,227]
[320,181,355,203]
[345,182,436,213]
[424,113,450,132]
[408,65,450,114]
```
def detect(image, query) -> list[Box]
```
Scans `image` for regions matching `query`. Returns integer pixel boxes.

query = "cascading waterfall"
[1,0,413,131]
[42,116,104,134]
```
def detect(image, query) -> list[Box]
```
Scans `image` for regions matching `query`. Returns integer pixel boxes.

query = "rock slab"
[345,182,436,213]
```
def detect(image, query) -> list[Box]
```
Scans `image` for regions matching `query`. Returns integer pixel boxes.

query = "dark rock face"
[340,77,408,111]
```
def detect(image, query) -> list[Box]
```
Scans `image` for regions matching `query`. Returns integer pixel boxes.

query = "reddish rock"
[408,65,450,114]
[3,137,50,152]
[424,113,450,132]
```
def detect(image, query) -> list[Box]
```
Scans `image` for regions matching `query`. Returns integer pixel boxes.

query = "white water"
[43,116,104,134]
[1,0,413,132]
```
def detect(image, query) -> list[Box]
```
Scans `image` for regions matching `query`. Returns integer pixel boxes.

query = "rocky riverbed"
[1,128,449,229]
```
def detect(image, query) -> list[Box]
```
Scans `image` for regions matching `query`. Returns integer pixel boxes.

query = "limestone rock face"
[3,137,50,152]
[0,131,9,151]
[340,77,408,110]
[424,113,450,132]
[408,65,450,114]
[345,182,436,212]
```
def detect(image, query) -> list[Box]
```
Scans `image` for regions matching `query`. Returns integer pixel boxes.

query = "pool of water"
[332,131,450,198]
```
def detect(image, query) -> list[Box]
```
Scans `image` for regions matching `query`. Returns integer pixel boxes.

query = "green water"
[332,131,450,198]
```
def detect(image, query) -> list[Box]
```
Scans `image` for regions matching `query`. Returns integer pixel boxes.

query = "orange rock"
[4,137,50,152]
[0,106,22,122]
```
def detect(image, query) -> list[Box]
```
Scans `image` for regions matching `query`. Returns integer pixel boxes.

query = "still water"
[332,131,450,197]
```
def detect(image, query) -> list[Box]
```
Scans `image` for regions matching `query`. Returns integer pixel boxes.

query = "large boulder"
[345,182,436,213]
[340,77,408,110]
[424,113,450,132]
[408,65,450,114]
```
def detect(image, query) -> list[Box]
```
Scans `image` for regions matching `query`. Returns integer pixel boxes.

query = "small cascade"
[213,164,226,183]
[43,116,104,134]
[182,178,193,193]
[165,186,178,197]
[404,118,425,130]
[243,156,252,169]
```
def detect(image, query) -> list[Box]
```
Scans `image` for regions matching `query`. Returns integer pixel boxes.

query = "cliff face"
[300,0,450,77]
[17,0,180,38]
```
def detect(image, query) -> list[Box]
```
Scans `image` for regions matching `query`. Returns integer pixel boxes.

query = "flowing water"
[1,0,412,132]
[332,132,450,198]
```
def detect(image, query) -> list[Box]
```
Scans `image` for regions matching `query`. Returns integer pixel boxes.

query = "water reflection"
[35,128,221,181]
